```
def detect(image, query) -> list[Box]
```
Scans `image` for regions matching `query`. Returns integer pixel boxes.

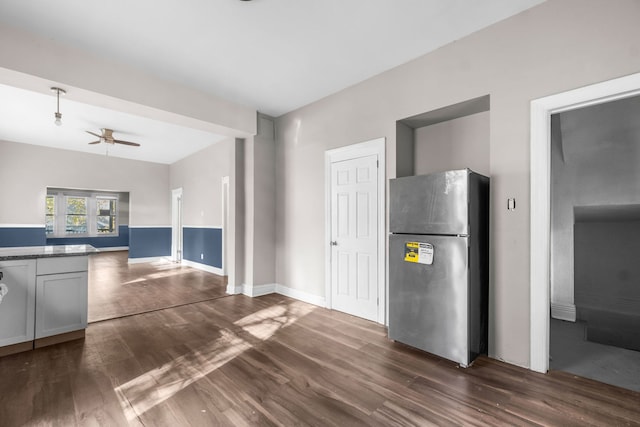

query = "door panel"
[390,169,469,235]
[35,271,88,339]
[388,234,470,366]
[330,154,378,321]
[0,260,36,347]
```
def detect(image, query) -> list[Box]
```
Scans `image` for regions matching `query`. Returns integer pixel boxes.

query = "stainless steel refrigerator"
[388,169,489,367]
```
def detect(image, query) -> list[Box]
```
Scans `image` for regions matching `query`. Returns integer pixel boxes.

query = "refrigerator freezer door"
[390,169,469,235]
[388,234,470,366]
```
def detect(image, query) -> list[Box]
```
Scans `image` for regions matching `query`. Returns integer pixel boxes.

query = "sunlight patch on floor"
[114,300,316,421]
[235,300,316,341]
[120,268,198,285]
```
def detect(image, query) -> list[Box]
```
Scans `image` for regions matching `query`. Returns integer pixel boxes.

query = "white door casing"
[171,188,183,262]
[221,176,229,276]
[325,138,386,324]
[530,72,640,373]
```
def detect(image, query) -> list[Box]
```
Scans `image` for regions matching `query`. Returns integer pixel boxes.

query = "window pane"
[66,215,87,234]
[97,199,112,214]
[45,215,54,234]
[97,199,117,234]
[66,197,87,214]
[46,196,55,215]
[97,216,115,233]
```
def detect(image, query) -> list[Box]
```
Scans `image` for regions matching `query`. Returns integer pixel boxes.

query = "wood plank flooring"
[88,251,227,322]
[1,292,639,426]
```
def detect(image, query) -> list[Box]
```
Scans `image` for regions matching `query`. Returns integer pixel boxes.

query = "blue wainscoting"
[0,227,46,247]
[128,227,171,259]
[47,225,129,248]
[183,227,222,268]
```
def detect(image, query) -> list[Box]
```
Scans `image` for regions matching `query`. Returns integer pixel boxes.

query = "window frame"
[46,191,120,238]
[95,196,119,236]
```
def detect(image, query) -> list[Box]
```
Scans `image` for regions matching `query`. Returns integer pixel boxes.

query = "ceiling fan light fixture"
[51,87,66,126]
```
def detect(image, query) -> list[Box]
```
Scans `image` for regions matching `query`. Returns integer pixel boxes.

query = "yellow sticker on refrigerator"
[404,242,434,265]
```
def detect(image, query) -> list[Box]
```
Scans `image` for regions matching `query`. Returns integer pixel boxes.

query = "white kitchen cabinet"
[0,247,94,355]
[35,256,88,339]
[0,259,36,347]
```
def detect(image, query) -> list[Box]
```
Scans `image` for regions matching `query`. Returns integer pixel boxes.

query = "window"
[96,197,117,234]
[45,191,119,238]
[45,195,55,234]
[65,196,88,234]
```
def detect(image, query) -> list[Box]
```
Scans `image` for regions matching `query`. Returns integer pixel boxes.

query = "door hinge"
[376,160,379,168]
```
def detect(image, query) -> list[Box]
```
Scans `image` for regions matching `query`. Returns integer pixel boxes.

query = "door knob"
[330,241,338,246]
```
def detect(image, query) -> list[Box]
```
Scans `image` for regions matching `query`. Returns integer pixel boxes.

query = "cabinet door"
[35,272,88,339]
[0,260,36,346]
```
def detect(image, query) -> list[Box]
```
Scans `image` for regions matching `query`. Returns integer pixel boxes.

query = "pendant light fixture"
[50,87,66,126]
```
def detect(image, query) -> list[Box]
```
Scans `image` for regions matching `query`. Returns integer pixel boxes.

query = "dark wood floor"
[1,292,639,426]
[89,251,227,322]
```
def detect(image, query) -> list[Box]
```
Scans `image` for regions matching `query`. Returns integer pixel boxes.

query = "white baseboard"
[228,282,325,307]
[127,256,168,264]
[551,302,576,322]
[243,283,276,297]
[181,259,224,276]
[226,284,243,295]
[96,246,129,252]
[275,284,326,307]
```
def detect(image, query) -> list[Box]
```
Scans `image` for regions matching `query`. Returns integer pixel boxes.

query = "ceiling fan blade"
[86,130,102,138]
[88,140,101,145]
[114,139,141,147]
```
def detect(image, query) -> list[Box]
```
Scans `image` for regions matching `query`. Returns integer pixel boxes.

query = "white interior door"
[330,154,378,321]
[171,188,183,262]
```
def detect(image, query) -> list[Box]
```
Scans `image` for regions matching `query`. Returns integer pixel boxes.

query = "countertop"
[0,245,99,261]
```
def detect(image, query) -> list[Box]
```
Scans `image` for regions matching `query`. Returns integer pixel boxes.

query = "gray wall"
[250,115,277,286]
[240,115,277,288]
[169,138,234,227]
[414,111,490,176]
[275,0,640,368]
[0,139,169,226]
[574,220,640,317]
[551,95,640,316]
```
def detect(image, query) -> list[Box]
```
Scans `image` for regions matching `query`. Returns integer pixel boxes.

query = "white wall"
[169,138,234,227]
[275,0,640,368]
[414,111,490,176]
[0,140,169,226]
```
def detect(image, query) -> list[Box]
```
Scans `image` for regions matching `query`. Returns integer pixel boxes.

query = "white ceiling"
[0,0,545,163]
[0,83,227,164]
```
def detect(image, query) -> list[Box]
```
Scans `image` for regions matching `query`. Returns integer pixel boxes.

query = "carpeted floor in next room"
[550,317,640,392]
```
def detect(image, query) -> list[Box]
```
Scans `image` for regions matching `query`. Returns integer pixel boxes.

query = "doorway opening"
[530,72,640,384]
[548,98,640,391]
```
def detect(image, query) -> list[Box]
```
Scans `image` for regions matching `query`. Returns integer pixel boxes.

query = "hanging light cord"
[51,87,66,126]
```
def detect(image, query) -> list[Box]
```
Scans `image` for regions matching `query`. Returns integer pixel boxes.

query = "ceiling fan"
[86,128,141,147]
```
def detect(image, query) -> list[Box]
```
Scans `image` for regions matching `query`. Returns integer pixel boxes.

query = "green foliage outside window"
[45,195,55,234]
[66,197,88,234]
